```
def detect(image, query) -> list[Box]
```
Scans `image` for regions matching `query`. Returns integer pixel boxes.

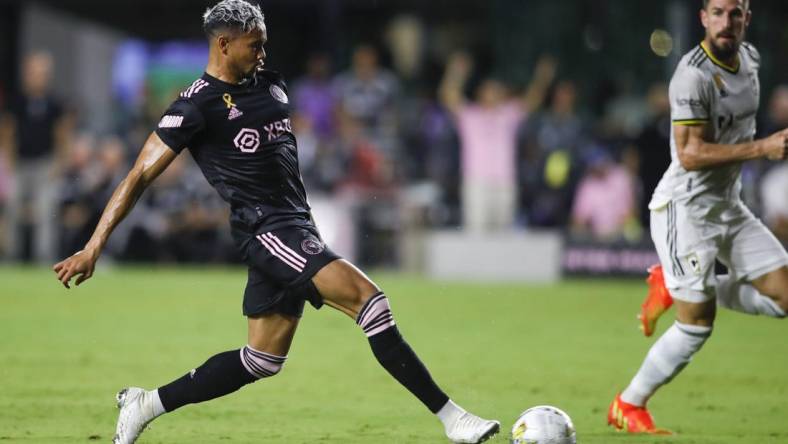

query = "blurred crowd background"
[0,0,786,273]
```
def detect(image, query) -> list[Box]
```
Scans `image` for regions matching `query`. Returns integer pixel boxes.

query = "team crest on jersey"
[301,236,324,255]
[223,93,244,120]
[687,252,702,275]
[269,85,289,104]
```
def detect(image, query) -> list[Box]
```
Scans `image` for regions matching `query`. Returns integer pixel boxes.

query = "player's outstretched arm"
[53,132,178,288]
[675,123,788,171]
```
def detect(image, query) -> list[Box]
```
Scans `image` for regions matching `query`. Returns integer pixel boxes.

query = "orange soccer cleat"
[607,393,672,435]
[638,264,674,337]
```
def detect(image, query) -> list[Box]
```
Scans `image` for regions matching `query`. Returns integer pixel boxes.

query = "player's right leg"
[610,299,714,434]
[636,203,684,337]
[311,259,499,444]
[113,310,299,444]
[638,264,674,337]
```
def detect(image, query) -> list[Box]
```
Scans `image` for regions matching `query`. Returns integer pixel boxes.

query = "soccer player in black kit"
[53,1,499,443]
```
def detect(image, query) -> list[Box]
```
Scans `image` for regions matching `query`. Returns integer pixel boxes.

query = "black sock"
[368,327,449,413]
[157,349,257,412]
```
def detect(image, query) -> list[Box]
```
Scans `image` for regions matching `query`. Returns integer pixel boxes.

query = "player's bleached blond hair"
[203,0,265,37]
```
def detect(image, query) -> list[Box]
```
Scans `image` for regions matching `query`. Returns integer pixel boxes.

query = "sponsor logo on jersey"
[263,118,292,141]
[158,115,184,128]
[223,93,244,120]
[228,107,244,120]
[269,84,289,104]
[301,236,325,255]
[233,128,261,153]
[676,97,704,108]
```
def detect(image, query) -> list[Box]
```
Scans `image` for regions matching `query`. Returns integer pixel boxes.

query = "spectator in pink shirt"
[570,147,636,240]
[439,52,555,232]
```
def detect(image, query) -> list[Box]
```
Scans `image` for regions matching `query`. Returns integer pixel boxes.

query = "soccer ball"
[510,405,576,444]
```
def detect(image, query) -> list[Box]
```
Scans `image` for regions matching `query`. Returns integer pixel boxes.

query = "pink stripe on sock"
[357,294,395,337]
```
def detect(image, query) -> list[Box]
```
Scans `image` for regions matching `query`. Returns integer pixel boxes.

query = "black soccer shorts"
[241,224,341,318]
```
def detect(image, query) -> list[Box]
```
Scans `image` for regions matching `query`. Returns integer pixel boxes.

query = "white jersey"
[649,41,760,210]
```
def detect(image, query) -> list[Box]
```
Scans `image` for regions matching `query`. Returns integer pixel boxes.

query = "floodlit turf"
[1,265,786,443]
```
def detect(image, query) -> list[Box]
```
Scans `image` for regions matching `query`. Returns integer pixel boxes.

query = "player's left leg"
[637,263,788,336]
[311,259,499,444]
[638,204,788,334]
[639,264,788,337]
[715,204,788,317]
[714,268,788,317]
[750,265,788,312]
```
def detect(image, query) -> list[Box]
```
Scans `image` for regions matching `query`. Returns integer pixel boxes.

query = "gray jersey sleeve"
[741,42,760,70]
[669,65,711,125]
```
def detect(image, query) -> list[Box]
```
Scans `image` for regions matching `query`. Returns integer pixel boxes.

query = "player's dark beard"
[711,42,737,61]
[710,32,740,61]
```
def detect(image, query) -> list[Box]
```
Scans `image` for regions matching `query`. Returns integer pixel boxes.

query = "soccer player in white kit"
[608,0,788,434]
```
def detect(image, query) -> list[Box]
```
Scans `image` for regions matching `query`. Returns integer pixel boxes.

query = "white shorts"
[651,199,788,303]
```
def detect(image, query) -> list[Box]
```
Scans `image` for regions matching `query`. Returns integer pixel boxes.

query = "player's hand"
[763,129,788,161]
[53,249,98,289]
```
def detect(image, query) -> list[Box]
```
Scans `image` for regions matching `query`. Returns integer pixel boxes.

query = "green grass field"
[1,266,786,443]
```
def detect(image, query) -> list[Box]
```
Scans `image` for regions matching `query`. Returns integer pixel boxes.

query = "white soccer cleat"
[444,411,500,444]
[113,387,158,444]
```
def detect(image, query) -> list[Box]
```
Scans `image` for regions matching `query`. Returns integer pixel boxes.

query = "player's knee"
[757,286,788,315]
[356,292,396,337]
[240,345,287,380]
[355,279,381,302]
[776,280,788,314]
[766,285,788,314]
[756,267,788,314]
[344,278,381,315]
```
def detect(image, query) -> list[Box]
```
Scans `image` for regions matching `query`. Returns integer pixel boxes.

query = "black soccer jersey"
[155,71,310,239]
